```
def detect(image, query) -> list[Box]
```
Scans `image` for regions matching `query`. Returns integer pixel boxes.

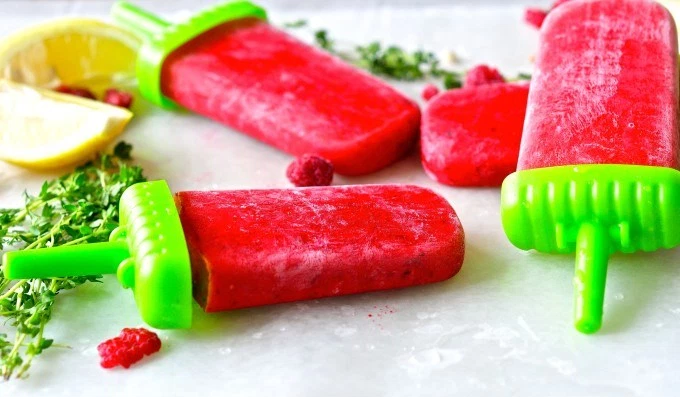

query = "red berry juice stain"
[367,305,396,330]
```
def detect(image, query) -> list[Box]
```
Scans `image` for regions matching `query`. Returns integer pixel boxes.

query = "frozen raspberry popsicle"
[4,181,464,329]
[112,1,420,176]
[421,83,529,186]
[177,185,464,311]
[501,0,680,333]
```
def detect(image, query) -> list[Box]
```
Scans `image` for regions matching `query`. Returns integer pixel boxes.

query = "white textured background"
[1,1,680,396]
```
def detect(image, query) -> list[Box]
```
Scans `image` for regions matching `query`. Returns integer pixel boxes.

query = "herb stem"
[2,333,26,379]
[16,311,47,378]
[0,141,146,380]
[23,217,70,250]
[0,280,27,300]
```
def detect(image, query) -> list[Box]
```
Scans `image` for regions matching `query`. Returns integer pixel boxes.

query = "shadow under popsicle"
[179,232,510,343]
[511,247,680,336]
[597,249,680,335]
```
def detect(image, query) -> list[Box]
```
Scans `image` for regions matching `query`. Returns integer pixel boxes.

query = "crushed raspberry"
[524,8,548,29]
[551,0,573,9]
[464,65,505,87]
[421,84,440,101]
[97,327,161,369]
[286,155,334,187]
[103,88,134,109]
[54,85,96,100]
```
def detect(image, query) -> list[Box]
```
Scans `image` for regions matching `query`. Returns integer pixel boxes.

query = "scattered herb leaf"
[283,19,308,28]
[515,72,532,81]
[310,28,464,87]
[296,25,529,89]
[0,142,146,380]
[313,29,335,52]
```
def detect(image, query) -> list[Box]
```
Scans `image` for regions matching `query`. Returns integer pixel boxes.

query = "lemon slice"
[0,18,140,94]
[0,79,132,169]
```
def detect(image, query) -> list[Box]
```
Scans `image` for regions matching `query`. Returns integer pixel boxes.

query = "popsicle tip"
[575,317,602,334]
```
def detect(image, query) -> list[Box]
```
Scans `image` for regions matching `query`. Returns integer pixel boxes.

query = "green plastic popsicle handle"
[111,0,267,109]
[5,240,129,279]
[2,180,193,329]
[501,164,680,334]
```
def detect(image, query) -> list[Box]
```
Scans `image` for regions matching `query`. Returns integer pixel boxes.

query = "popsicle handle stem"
[2,241,129,279]
[112,1,170,38]
[573,223,610,334]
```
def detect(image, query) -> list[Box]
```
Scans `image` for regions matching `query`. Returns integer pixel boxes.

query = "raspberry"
[524,8,548,29]
[103,88,134,109]
[464,65,505,87]
[286,155,334,187]
[421,84,440,101]
[97,327,161,369]
[54,85,96,100]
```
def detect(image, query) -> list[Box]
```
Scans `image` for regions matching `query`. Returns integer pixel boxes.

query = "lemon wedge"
[0,18,140,94]
[0,79,132,169]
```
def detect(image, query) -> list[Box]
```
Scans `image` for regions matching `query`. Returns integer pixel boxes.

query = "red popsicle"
[421,83,529,186]
[518,0,679,170]
[3,181,465,329]
[113,2,421,176]
[176,185,465,311]
[501,0,680,334]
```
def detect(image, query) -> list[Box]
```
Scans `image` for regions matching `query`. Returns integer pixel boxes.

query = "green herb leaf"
[283,19,308,28]
[313,29,335,52]
[0,142,146,380]
[112,141,133,160]
[310,29,464,88]
[516,72,532,81]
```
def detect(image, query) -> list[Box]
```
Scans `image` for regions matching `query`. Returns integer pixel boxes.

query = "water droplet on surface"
[416,312,430,320]
[409,349,441,366]
[252,332,263,339]
[334,326,357,337]
[614,293,624,301]
[81,346,97,357]
[218,347,232,355]
[546,357,576,376]
[406,348,463,368]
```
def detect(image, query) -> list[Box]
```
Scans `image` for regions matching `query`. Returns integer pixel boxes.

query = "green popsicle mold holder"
[2,180,193,329]
[501,164,680,334]
[111,0,268,109]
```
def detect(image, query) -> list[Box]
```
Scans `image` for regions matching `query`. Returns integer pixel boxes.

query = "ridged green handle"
[501,164,680,334]
[2,180,193,330]
[111,0,267,109]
